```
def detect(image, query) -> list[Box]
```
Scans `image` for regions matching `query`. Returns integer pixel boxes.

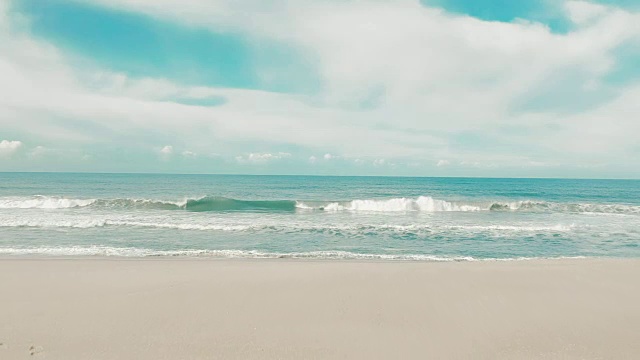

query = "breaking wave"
[0,196,96,209]
[1,196,638,215]
[297,197,481,212]
[297,198,640,215]
[0,196,295,212]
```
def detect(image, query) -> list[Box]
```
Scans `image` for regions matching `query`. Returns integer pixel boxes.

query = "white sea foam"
[1,195,638,215]
[294,201,315,210]
[0,219,108,228]
[296,197,640,213]
[490,200,640,214]
[298,196,482,212]
[107,221,253,231]
[0,246,591,261]
[0,246,472,261]
[0,216,579,234]
[0,196,96,209]
[0,218,254,231]
[0,196,189,210]
[445,224,575,232]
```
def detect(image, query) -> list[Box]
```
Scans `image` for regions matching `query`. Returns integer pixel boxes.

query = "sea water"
[0,173,638,260]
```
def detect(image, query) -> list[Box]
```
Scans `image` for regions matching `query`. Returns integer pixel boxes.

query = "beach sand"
[0,258,638,359]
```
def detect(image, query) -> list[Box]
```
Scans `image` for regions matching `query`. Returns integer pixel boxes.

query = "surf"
[1,195,639,215]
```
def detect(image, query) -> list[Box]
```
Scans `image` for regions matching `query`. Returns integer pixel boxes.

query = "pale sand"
[0,258,639,359]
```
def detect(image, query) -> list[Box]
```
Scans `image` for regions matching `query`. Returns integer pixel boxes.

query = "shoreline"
[0,249,599,262]
[0,254,626,263]
[2,258,639,359]
[0,254,598,263]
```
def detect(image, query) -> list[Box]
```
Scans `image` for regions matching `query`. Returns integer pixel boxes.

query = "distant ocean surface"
[1,173,639,260]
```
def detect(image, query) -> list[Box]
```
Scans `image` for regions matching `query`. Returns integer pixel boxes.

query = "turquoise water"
[1,173,639,260]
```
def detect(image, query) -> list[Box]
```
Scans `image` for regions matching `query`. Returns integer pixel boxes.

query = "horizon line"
[0,171,638,181]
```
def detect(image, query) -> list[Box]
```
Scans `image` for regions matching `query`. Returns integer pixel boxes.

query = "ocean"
[0,173,638,260]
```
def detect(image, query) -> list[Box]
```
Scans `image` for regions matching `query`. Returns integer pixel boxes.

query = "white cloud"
[436,160,450,167]
[27,145,54,159]
[308,155,317,163]
[159,145,173,155]
[236,152,291,164]
[565,1,609,25]
[2,1,640,175]
[0,140,22,157]
[181,150,197,157]
[459,160,498,168]
[373,158,386,166]
[81,0,639,109]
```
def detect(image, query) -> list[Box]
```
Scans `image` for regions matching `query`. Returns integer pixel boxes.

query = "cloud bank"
[1,0,639,177]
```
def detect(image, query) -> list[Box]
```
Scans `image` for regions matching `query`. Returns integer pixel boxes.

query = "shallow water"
[1,173,639,260]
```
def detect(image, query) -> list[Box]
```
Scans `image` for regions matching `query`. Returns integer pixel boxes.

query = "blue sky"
[1,0,640,178]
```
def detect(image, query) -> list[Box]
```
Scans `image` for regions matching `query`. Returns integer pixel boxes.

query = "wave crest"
[1,196,638,214]
[0,196,296,212]
[297,196,481,212]
[488,200,640,214]
[0,196,96,209]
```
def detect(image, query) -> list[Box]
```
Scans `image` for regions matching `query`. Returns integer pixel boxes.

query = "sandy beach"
[1,258,639,359]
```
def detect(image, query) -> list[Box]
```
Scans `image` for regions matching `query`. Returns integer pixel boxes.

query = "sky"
[1,0,639,178]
